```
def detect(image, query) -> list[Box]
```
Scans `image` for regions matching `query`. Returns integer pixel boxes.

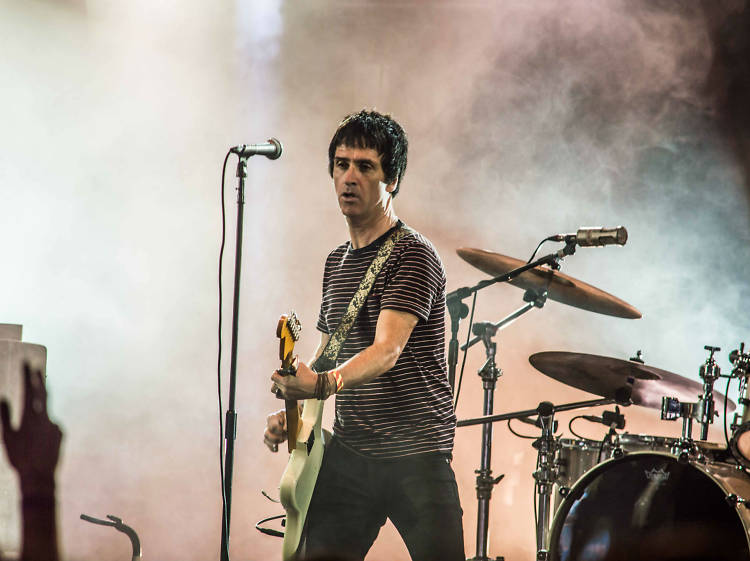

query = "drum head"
[549,453,750,561]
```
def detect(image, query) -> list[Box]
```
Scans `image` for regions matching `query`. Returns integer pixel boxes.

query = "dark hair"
[327,109,408,197]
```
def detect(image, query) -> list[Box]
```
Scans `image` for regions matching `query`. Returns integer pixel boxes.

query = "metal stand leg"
[533,402,556,561]
[468,324,505,561]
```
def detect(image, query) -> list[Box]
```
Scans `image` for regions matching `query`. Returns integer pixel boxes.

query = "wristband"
[331,369,344,393]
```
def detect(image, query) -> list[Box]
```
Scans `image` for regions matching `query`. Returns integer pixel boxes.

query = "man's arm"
[271,309,418,400]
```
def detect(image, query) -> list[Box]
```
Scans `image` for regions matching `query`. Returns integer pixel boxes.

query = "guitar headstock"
[277,311,302,368]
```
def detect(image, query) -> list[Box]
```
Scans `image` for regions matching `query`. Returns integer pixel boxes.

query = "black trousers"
[302,437,465,561]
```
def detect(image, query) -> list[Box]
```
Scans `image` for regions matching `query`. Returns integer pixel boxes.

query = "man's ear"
[385,179,397,194]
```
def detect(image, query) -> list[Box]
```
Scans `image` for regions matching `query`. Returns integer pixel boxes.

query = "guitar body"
[275,312,329,560]
[279,398,328,560]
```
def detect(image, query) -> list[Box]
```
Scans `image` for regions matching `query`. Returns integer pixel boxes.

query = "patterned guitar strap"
[310,223,411,373]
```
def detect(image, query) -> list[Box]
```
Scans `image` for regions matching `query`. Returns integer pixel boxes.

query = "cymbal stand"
[532,402,556,561]
[698,345,721,440]
[468,321,504,561]
[461,290,548,353]
[446,241,575,394]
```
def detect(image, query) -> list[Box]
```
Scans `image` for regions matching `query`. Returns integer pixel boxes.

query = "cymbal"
[529,351,736,412]
[456,247,641,319]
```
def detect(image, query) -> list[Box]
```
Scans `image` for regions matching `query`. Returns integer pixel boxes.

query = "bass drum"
[548,452,750,561]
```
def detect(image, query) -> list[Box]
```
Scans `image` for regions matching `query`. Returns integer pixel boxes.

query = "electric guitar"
[276,312,328,561]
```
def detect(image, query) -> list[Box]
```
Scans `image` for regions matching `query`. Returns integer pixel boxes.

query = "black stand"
[220,158,248,561]
[468,322,505,561]
[464,291,546,561]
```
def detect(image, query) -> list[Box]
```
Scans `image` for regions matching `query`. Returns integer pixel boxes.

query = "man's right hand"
[263,409,287,453]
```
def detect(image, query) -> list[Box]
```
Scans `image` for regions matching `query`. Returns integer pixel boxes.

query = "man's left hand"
[271,358,318,400]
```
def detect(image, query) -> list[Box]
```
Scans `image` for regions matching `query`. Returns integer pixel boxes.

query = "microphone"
[582,408,626,429]
[230,138,283,160]
[552,226,628,247]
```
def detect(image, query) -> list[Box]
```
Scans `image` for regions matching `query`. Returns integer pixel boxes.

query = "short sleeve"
[380,240,445,322]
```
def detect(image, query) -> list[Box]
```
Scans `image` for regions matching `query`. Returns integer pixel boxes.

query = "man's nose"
[342,165,358,183]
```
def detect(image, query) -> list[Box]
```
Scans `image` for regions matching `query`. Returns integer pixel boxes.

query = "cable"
[453,291,477,410]
[255,514,286,538]
[526,236,557,264]
[567,416,589,440]
[507,419,539,440]
[217,150,232,560]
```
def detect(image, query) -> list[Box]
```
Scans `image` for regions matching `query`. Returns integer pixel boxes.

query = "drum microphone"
[551,226,628,247]
[583,408,626,429]
[230,138,283,160]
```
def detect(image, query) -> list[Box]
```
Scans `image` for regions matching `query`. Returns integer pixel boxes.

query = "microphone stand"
[446,241,576,394]
[220,157,248,561]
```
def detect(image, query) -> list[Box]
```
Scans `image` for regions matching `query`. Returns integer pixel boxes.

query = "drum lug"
[726,493,750,509]
[612,446,624,459]
[558,486,570,497]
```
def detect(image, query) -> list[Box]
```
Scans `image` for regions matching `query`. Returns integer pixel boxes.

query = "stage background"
[1,1,749,559]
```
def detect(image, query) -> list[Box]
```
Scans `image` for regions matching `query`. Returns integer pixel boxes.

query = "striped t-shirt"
[317,222,456,459]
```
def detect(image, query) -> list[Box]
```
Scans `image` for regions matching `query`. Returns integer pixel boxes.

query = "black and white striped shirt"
[317,223,456,458]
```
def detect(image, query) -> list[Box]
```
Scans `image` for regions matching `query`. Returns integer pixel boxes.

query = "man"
[264,110,464,561]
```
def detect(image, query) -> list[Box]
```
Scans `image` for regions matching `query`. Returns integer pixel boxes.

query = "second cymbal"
[529,351,736,412]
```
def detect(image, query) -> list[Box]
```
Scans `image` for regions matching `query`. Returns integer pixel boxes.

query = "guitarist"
[264,110,464,561]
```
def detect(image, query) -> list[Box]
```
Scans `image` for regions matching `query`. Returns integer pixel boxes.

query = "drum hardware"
[449,241,575,561]
[457,397,618,561]
[726,493,750,509]
[452,240,641,560]
[728,343,750,466]
[448,240,577,395]
[466,320,506,561]
[529,351,736,412]
[532,401,556,561]
[697,345,722,440]
[660,396,699,461]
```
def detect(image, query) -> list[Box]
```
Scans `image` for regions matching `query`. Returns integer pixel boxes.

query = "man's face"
[332,144,395,221]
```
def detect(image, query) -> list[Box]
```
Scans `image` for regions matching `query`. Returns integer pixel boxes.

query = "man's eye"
[336,161,348,169]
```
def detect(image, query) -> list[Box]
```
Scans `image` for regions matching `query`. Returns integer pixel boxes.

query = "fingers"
[32,368,47,414]
[22,362,46,415]
[264,410,287,452]
[271,370,289,399]
[0,400,11,436]
[22,362,34,414]
[266,410,287,434]
[263,433,280,452]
